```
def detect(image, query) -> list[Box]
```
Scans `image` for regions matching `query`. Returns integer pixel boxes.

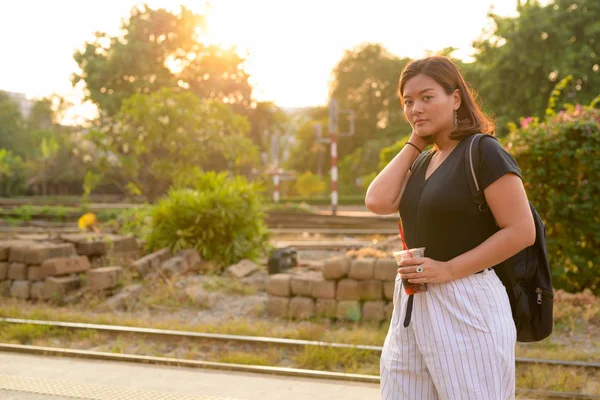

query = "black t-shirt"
[399,135,521,263]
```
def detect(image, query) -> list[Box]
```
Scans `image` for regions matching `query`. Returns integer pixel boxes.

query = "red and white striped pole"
[273,169,280,203]
[330,133,338,215]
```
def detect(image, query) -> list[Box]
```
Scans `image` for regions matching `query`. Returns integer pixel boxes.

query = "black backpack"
[465,133,554,342]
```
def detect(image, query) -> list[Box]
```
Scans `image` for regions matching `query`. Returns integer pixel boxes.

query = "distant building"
[3,91,34,118]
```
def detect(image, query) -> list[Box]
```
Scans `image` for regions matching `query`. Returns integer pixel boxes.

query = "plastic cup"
[393,247,427,295]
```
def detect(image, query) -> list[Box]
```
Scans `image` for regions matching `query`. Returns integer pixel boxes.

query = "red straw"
[397,221,409,251]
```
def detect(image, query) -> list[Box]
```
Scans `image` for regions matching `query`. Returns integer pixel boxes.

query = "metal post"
[330,133,338,215]
[273,171,280,203]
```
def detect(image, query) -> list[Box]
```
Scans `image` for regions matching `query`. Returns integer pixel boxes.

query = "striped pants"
[380,268,516,400]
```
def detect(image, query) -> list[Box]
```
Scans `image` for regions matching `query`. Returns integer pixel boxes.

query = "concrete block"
[358,280,383,301]
[10,280,31,299]
[336,300,361,321]
[312,279,336,299]
[0,262,9,280]
[315,298,337,319]
[30,281,45,300]
[349,257,375,280]
[385,302,394,321]
[336,279,359,300]
[322,256,350,280]
[27,265,44,281]
[25,243,76,264]
[88,266,122,291]
[374,258,398,281]
[8,263,28,280]
[383,281,396,301]
[290,272,321,297]
[362,301,385,322]
[41,256,90,278]
[160,256,188,278]
[102,284,143,311]
[43,276,81,300]
[265,296,289,318]
[225,259,260,279]
[289,296,315,319]
[179,249,202,272]
[133,248,172,277]
[266,274,291,297]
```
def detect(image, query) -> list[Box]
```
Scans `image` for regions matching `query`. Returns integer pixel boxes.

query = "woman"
[366,56,535,399]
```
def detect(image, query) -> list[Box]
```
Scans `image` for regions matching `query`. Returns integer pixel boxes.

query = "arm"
[365,133,426,215]
[399,173,536,283]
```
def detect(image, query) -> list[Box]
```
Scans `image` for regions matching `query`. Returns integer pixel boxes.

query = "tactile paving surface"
[0,374,240,400]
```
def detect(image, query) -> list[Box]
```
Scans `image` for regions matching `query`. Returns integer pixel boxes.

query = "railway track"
[1,318,598,399]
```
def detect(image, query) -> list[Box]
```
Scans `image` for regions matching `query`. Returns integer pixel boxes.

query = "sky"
[0,0,521,123]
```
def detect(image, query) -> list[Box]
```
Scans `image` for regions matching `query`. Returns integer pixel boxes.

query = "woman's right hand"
[407,131,427,152]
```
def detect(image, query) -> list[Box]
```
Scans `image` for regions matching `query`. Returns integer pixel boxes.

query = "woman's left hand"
[397,257,455,284]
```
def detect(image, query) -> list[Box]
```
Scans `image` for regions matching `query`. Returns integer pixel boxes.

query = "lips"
[414,119,427,125]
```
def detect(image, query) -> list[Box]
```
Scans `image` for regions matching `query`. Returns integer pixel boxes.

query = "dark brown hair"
[398,56,494,139]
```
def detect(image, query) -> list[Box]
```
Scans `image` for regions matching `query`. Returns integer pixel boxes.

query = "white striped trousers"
[380,268,516,400]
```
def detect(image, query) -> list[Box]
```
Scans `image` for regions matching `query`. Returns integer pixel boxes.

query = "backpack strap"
[464,133,497,212]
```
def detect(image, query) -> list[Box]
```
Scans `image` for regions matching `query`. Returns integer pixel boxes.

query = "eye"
[423,95,433,101]
[404,99,413,106]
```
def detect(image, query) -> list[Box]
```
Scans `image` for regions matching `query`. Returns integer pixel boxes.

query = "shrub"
[145,171,270,268]
[507,103,600,293]
[294,171,327,197]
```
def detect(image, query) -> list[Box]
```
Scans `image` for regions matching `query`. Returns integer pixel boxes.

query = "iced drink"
[393,247,427,295]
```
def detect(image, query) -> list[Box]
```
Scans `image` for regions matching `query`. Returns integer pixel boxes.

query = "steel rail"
[0,343,597,400]
[2,318,599,370]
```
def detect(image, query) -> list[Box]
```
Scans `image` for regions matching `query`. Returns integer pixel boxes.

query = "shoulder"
[476,135,522,189]
[410,149,433,172]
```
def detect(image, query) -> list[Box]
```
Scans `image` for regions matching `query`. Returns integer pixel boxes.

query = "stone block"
[358,280,383,301]
[290,272,321,297]
[27,265,44,281]
[8,243,30,262]
[0,262,9,280]
[106,235,139,253]
[336,300,361,321]
[349,257,375,280]
[184,285,219,309]
[43,276,81,300]
[102,284,143,311]
[10,280,31,299]
[266,296,289,318]
[374,258,398,281]
[266,274,291,297]
[0,245,9,261]
[312,279,336,299]
[133,248,172,277]
[30,281,45,300]
[336,279,359,300]
[1,281,11,296]
[315,298,337,319]
[8,263,28,280]
[383,281,396,301]
[322,256,350,280]
[362,301,385,322]
[289,296,315,319]
[225,259,260,279]
[25,243,76,264]
[179,249,202,272]
[88,266,122,291]
[160,256,188,278]
[41,256,90,278]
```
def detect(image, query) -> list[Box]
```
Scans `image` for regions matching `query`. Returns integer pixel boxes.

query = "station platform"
[0,352,380,400]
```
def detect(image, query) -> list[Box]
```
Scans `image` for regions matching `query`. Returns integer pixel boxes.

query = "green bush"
[294,171,327,197]
[145,171,270,268]
[507,103,600,293]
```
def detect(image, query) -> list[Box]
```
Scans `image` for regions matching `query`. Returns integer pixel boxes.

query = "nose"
[412,100,423,114]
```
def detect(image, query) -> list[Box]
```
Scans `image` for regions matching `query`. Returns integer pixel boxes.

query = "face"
[402,73,460,139]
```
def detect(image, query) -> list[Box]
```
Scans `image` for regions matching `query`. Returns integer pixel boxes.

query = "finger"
[408,277,428,284]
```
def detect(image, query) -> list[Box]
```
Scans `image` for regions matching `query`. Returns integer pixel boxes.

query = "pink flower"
[520,117,533,129]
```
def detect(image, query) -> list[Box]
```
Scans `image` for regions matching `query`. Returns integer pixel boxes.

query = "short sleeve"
[479,137,521,190]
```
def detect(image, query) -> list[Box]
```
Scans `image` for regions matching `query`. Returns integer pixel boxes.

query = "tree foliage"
[507,101,600,293]
[76,88,257,201]
[72,5,252,116]
[470,0,600,134]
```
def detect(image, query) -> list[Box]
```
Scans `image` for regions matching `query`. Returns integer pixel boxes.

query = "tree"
[75,88,258,202]
[0,91,25,154]
[470,0,600,134]
[73,5,253,116]
[330,43,413,155]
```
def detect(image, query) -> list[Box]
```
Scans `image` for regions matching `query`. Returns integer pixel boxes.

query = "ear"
[452,89,462,110]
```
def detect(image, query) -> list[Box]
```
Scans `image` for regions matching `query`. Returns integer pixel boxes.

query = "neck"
[433,131,458,153]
